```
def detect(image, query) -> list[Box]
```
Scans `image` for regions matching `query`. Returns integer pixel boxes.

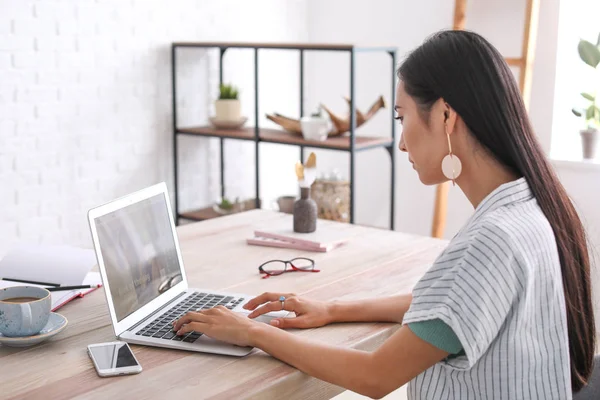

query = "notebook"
[246,236,343,252]
[0,271,102,311]
[247,221,349,252]
[0,244,102,311]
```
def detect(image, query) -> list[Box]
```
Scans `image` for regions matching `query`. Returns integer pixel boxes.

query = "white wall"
[0,0,308,256]
[305,0,561,238]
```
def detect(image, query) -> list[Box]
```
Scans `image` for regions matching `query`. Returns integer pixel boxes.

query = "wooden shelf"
[171,40,398,229]
[178,198,260,222]
[177,126,393,152]
[178,126,255,141]
[261,129,393,151]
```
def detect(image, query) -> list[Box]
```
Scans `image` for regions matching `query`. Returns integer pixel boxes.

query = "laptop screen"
[94,193,183,322]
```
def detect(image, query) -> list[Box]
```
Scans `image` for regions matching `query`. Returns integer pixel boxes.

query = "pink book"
[249,223,349,252]
[50,272,102,311]
[254,230,347,249]
[51,287,101,311]
[246,236,331,252]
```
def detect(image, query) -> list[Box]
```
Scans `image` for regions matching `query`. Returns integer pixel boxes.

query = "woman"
[174,30,596,399]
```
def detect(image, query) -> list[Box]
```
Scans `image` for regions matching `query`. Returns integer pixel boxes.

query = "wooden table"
[0,210,447,400]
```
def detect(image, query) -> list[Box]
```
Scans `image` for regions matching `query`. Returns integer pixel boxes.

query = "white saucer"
[0,312,68,348]
[209,116,248,130]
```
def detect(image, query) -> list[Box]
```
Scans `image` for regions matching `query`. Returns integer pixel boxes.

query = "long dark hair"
[398,30,595,392]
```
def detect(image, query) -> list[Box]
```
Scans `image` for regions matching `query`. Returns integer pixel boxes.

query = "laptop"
[87,182,287,356]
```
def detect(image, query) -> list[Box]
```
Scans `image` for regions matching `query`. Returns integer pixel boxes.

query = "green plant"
[219,83,239,100]
[571,33,600,130]
[217,197,239,210]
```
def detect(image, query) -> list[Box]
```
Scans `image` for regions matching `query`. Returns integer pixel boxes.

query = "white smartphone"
[87,341,142,377]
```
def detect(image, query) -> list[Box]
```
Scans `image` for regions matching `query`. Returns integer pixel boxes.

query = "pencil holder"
[293,187,317,233]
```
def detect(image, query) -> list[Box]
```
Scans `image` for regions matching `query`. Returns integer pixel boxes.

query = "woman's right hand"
[243,292,333,329]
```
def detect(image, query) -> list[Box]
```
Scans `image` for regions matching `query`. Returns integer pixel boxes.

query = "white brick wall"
[0,0,308,256]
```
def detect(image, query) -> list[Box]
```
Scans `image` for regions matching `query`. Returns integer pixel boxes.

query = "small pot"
[273,195,296,214]
[581,128,600,160]
[215,99,241,121]
[300,116,330,141]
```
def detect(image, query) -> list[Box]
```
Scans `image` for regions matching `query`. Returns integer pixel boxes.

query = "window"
[551,0,600,161]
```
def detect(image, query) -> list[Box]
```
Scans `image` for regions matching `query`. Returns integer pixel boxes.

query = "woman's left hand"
[172,306,258,347]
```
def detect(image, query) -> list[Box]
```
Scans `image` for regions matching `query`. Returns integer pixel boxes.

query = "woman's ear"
[443,102,457,136]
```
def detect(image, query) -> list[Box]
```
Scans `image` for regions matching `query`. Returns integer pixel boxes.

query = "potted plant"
[571,34,600,160]
[215,83,240,121]
[213,196,245,215]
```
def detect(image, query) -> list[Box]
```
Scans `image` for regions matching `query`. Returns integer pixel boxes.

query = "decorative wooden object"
[266,95,386,137]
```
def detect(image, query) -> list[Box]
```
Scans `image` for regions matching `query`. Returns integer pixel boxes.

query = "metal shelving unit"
[171,41,397,229]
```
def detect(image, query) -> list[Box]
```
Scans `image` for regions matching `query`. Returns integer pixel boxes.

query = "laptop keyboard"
[135,292,245,343]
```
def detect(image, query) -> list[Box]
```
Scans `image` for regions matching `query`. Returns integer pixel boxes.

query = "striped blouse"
[402,177,571,399]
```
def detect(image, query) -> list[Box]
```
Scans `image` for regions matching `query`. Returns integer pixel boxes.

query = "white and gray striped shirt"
[403,177,571,399]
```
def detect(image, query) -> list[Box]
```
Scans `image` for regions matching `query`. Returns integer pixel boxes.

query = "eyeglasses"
[258,257,320,279]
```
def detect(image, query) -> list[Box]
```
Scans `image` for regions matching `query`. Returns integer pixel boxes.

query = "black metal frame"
[171,42,398,229]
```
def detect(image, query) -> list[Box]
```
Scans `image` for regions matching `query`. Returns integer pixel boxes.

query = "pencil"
[46,284,101,292]
[1,278,61,287]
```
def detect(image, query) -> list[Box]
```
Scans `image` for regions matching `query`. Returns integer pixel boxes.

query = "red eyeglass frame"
[258,257,320,279]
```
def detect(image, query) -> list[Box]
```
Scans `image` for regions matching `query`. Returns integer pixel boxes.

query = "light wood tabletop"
[0,210,448,400]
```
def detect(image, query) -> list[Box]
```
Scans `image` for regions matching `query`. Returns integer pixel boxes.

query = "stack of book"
[247,226,348,252]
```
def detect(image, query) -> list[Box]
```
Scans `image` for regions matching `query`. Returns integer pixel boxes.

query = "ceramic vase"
[293,187,317,233]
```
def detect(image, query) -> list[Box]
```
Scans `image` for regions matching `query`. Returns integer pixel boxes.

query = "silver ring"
[279,295,285,310]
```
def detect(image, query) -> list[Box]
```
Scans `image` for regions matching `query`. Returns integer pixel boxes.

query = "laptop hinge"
[126,291,187,332]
